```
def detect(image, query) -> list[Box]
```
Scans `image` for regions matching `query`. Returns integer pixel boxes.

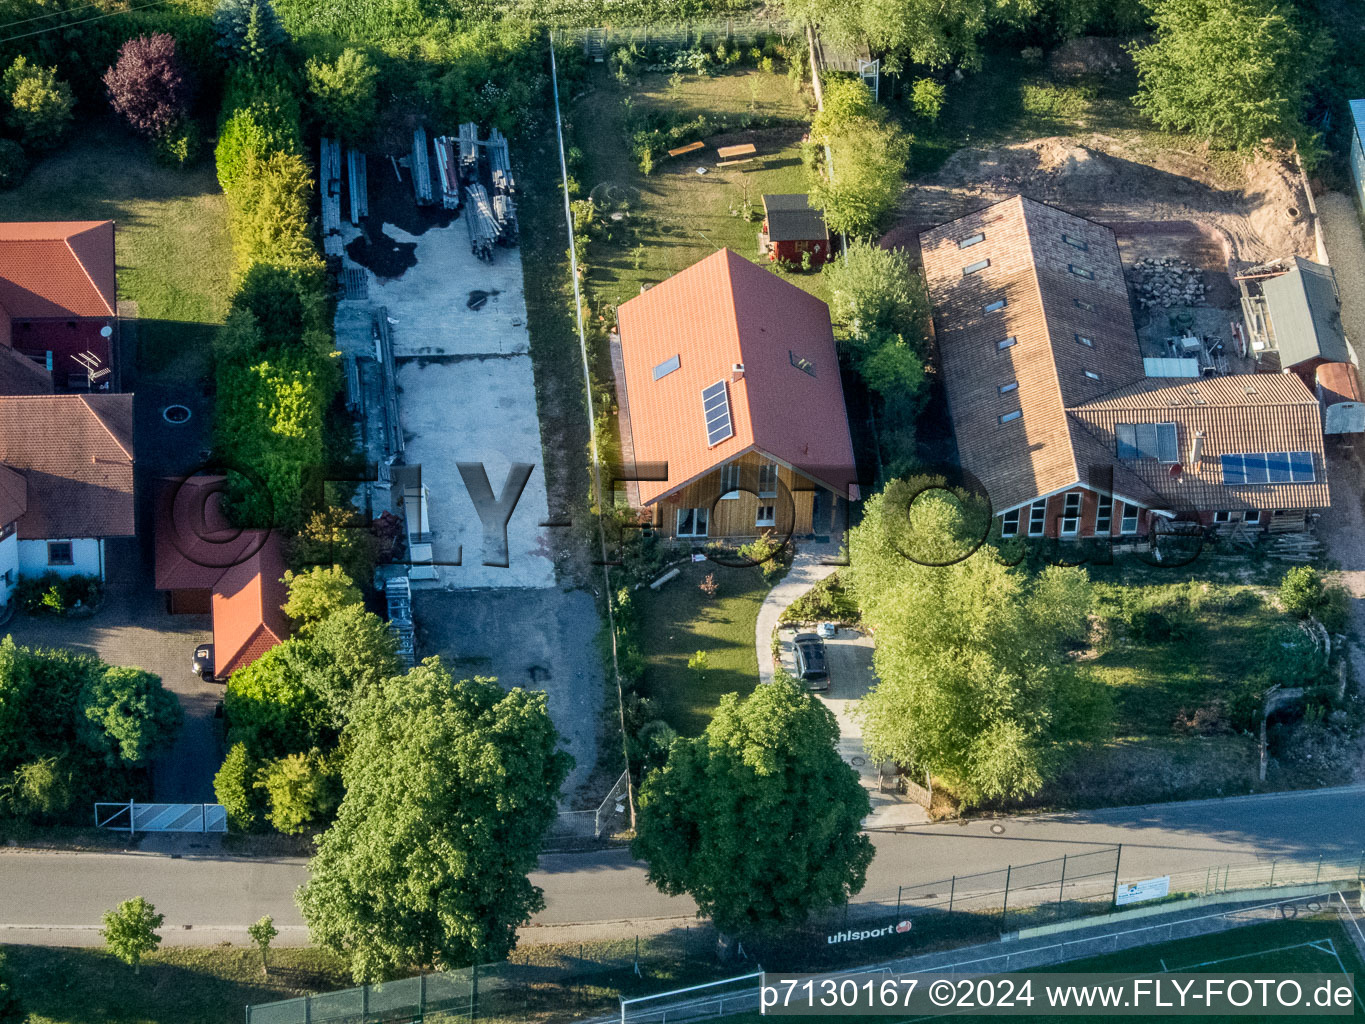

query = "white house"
[0,393,133,606]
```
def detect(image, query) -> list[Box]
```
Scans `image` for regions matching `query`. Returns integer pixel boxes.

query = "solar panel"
[1221,452,1316,485]
[702,380,733,446]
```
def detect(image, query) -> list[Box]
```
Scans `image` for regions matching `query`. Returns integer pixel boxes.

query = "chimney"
[731,362,745,382]
[1189,431,1205,469]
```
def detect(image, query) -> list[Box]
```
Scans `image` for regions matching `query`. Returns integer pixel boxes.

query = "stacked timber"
[347,148,368,224]
[458,122,480,172]
[465,184,498,262]
[411,126,434,206]
[493,192,518,245]
[433,135,461,210]
[487,128,516,194]
[319,137,344,254]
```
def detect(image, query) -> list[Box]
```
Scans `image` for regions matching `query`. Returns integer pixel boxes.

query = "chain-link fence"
[549,770,633,842]
[576,17,796,55]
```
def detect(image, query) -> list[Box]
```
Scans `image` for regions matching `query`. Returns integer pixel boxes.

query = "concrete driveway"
[413,588,603,799]
[775,626,928,827]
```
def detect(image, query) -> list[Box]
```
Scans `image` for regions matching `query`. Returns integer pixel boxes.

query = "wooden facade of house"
[646,452,818,539]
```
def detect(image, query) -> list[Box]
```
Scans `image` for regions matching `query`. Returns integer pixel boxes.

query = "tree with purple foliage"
[103,33,192,142]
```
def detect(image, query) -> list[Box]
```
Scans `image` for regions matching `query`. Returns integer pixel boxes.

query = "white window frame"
[1061,492,1082,536]
[1000,509,1021,537]
[1243,510,1262,523]
[1120,503,1139,535]
[757,461,778,498]
[719,461,741,498]
[1095,493,1113,535]
[676,507,709,537]
[756,504,776,527]
[1028,500,1047,537]
[1213,510,1232,523]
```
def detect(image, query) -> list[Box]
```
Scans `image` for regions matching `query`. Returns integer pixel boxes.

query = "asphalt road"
[1,786,1361,946]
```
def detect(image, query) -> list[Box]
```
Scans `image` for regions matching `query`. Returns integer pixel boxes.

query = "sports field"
[709,915,1365,1022]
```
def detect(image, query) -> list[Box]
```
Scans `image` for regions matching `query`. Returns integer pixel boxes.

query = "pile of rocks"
[1130,257,1206,309]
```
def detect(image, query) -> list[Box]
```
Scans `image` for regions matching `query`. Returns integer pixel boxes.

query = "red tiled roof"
[616,249,857,504]
[0,221,116,320]
[152,474,290,677]
[0,394,133,538]
[0,465,26,527]
[212,531,289,678]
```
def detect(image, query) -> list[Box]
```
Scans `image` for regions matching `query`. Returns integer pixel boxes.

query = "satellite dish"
[100,325,113,338]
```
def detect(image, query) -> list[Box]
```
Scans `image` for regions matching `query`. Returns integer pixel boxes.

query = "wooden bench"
[716,143,757,159]
[716,158,755,168]
[667,141,704,157]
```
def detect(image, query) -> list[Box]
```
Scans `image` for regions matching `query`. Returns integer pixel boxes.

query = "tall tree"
[213,0,288,63]
[103,33,193,142]
[846,480,1107,804]
[79,666,183,766]
[1,56,74,149]
[282,565,362,632]
[806,79,909,238]
[1131,0,1325,152]
[298,661,571,981]
[632,679,873,937]
[305,49,380,145]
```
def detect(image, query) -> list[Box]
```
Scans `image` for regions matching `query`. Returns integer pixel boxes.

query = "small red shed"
[760,194,832,266]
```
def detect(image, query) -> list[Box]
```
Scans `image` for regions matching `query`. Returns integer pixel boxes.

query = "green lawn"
[3,944,350,1024]
[1090,582,1281,739]
[573,65,826,316]
[633,561,768,736]
[2,121,233,378]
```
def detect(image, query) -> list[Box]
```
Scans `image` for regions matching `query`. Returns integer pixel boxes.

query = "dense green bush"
[15,572,103,616]
[214,741,263,832]
[1279,565,1351,634]
[0,638,181,823]
[0,138,26,188]
[1,56,74,149]
[304,48,378,144]
[255,748,340,834]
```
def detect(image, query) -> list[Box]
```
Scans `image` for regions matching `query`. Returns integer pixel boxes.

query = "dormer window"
[999,410,1022,424]
[958,233,985,249]
[1075,334,1094,347]
[999,381,1018,394]
[652,354,680,380]
[1075,298,1095,312]
[1062,234,1088,251]
[997,336,1017,350]
[1069,265,1094,280]
[983,299,1007,313]
[1083,369,1100,381]
[963,259,990,276]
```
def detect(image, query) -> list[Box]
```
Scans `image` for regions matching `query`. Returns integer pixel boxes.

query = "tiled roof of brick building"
[922,196,1330,515]
[0,394,133,538]
[0,221,116,319]
[616,248,857,504]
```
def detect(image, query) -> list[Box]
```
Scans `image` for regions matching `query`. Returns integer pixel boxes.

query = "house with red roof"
[0,221,118,390]
[154,476,290,679]
[614,249,858,540]
[0,393,134,608]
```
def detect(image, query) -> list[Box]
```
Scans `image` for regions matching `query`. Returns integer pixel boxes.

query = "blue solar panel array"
[1220,452,1314,485]
[702,380,733,446]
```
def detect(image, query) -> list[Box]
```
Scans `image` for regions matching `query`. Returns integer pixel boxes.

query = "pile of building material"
[385,576,416,667]
[320,137,344,254]
[458,122,480,172]
[1130,257,1206,309]
[347,148,368,224]
[493,192,518,244]
[487,127,516,194]
[411,126,434,206]
[465,184,498,261]
[372,307,403,457]
[433,135,461,210]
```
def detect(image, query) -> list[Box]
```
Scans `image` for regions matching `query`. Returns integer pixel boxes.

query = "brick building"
[920,196,1330,539]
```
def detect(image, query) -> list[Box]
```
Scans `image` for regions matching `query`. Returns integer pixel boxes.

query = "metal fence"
[548,769,632,841]
[94,801,227,834]
[578,17,795,55]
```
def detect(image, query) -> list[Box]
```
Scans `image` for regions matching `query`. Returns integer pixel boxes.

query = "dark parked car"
[793,632,829,691]
[192,643,218,683]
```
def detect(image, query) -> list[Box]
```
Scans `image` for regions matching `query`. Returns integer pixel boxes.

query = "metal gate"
[95,801,227,835]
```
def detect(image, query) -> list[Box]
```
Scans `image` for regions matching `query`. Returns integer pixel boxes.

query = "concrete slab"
[371,224,529,358]
[395,357,555,588]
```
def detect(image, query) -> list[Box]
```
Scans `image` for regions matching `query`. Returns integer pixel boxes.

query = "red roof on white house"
[616,249,857,504]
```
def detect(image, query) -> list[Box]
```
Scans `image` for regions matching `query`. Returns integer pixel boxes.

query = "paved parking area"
[414,588,603,798]
[776,626,928,827]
